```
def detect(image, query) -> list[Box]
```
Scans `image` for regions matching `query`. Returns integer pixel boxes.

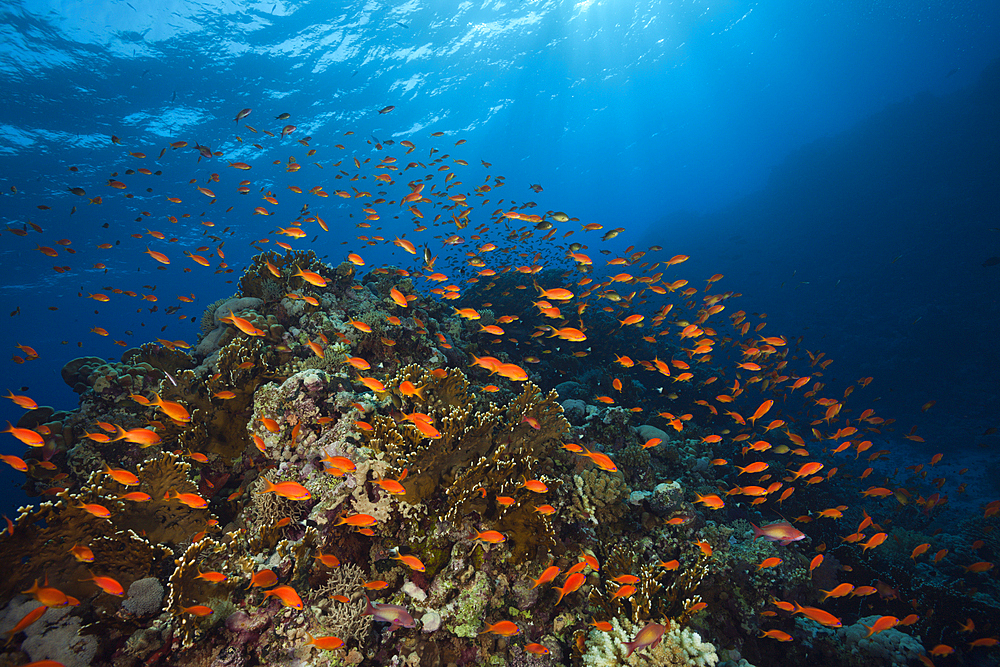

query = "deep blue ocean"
[0,1,998,662]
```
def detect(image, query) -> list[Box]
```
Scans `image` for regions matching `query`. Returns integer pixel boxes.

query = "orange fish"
[357,376,387,393]
[144,246,170,264]
[344,356,371,370]
[2,421,44,447]
[861,532,887,553]
[749,399,774,425]
[76,502,111,518]
[612,584,636,600]
[758,557,783,570]
[964,562,994,573]
[473,529,506,544]
[820,583,854,600]
[258,479,312,500]
[80,572,124,596]
[4,390,38,410]
[520,476,548,493]
[181,604,214,616]
[263,585,303,609]
[969,638,1000,648]
[224,309,265,336]
[196,569,228,583]
[0,454,27,472]
[294,266,327,287]
[392,553,425,571]
[554,571,586,605]
[809,554,823,573]
[102,464,139,485]
[793,603,841,627]
[336,513,377,527]
[3,603,47,639]
[314,551,341,568]
[694,493,725,510]
[532,566,561,589]
[305,632,344,649]
[580,446,616,472]
[737,461,769,475]
[862,616,900,637]
[480,620,520,636]
[167,490,208,509]
[22,579,71,608]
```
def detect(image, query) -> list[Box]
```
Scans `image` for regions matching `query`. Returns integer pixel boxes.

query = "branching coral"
[311,563,373,640]
[165,534,241,647]
[582,617,719,667]
[589,541,713,626]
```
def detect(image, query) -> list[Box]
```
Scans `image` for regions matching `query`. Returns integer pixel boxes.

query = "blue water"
[0,0,998,568]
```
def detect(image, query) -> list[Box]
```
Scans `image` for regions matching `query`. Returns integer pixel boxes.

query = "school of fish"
[0,104,997,667]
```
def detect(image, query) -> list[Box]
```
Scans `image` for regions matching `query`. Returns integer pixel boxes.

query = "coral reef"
[2,212,968,667]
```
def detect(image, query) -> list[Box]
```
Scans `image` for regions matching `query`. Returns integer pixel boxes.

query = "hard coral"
[238,249,331,301]
[582,617,719,667]
[311,563,374,640]
[112,451,218,546]
[363,368,569,560]
[0,493,170,612]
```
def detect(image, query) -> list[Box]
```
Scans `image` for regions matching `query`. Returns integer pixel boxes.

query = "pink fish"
[623,622,667,657]
[750,521,806,546]
[362,596,415,632]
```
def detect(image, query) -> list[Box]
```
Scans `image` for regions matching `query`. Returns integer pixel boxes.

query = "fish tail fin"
[360,595,375,617]
[20,578,41,596]
[261,479,277,495]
